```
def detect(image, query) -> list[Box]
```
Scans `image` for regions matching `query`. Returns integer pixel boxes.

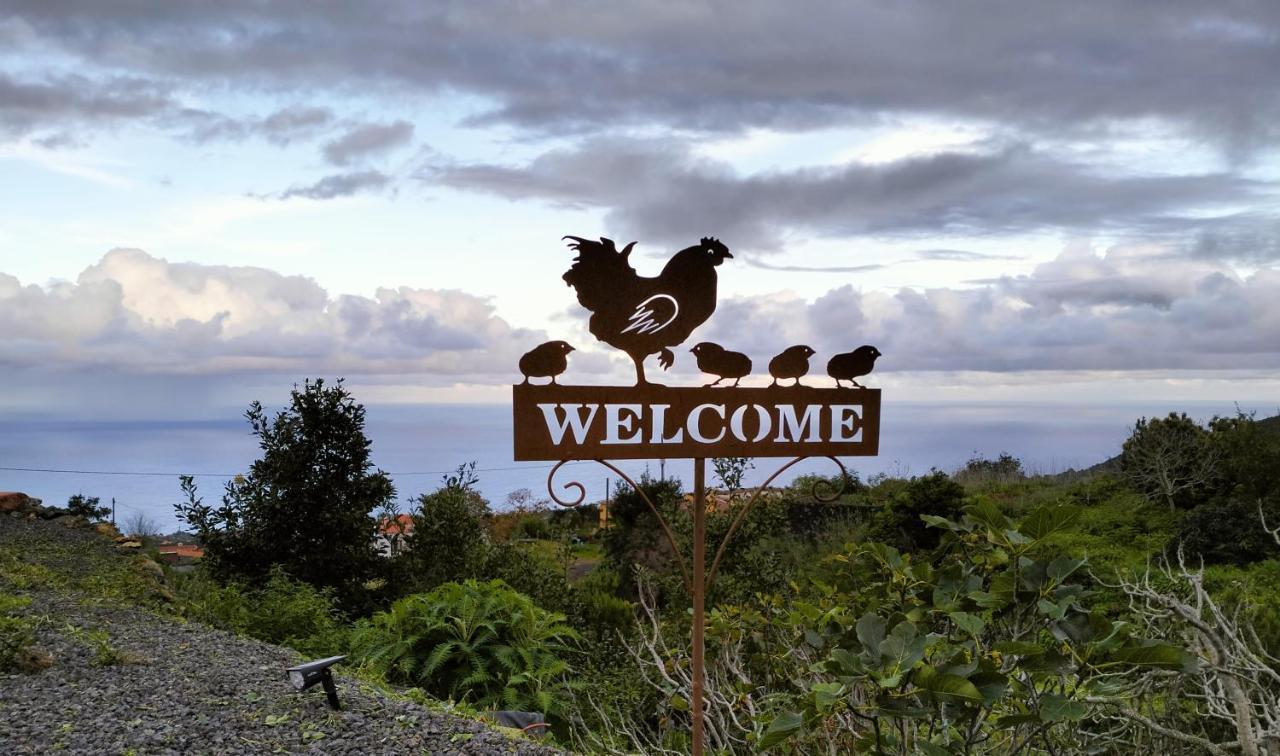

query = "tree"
[174,378,395,611]
[1120,413,1220,510]
[397,462,491,594]
[711,457,753,495]
[66,494,109,521]
[1104,513,1280,756]
[124,511,160,539]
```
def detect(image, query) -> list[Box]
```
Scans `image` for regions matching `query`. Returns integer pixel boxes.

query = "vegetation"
[351,579,579,717]
[174,378,395,612]
[141,380,1280,752]
[66,494,110,521]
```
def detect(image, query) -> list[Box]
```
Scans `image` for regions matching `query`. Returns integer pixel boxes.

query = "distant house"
[374,514,414,557]
[157,543,204,566]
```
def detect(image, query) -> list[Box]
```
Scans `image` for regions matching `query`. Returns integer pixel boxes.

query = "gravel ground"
[0,516,567,755]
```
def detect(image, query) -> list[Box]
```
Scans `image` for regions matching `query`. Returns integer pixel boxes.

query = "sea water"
[0,400,1266,531]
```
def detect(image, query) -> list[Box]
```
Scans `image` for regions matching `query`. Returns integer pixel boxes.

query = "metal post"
[691,457,706,756]
[320,669,342,710]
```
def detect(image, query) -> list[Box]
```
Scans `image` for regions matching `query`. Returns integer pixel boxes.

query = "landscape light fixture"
[285,654,346,710]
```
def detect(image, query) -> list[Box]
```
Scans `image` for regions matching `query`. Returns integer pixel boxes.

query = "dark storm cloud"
[322,121,414,166]
[0,72,174,137]
[432,137,1266,249]
[278,170,391,200]
[6,2,1280,147]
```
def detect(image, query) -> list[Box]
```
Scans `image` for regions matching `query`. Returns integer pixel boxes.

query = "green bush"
[66,494,110,521]
[396,464,491,595]
[174,566,348,657]
[879,470,967,551]
[0,593,34,672]
[352,579,578,716]
[1173,498,1280,566]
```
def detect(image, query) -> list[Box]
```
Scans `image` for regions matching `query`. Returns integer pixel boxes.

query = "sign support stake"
[690,456,706,756]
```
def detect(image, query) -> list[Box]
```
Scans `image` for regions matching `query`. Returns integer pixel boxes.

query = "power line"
[0,461,594,478]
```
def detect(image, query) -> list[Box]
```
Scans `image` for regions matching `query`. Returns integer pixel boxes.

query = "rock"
[0,492,39,514]
[118,541,142,550]
[95,522,122,539]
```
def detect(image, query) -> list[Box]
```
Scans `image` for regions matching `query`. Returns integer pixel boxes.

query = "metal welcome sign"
[514,384,880,460]
[512,235,882,755]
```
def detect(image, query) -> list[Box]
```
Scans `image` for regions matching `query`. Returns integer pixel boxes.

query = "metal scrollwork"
[546,460,587,508]
[545,458,692,591]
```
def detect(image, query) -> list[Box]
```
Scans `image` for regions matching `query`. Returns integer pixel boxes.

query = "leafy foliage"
[352,579,579,716]
[1174,498,1280,566]
[0,593,34,672]
[174,378,394,611]
[173,566,349,658]
[729,503,1191,753]
[881,470,967,550]
[66,494,110,521]
[396,463,491,594]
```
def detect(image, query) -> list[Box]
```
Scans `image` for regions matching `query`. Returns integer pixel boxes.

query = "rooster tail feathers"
[562,234,640,312]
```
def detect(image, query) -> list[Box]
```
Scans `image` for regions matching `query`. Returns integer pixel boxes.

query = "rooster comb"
[700,236,727,252]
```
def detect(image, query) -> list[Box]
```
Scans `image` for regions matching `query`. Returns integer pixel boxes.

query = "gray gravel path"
[0,516,567,755]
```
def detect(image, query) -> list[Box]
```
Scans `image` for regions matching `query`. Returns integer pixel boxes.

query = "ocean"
[0,400,1267,531]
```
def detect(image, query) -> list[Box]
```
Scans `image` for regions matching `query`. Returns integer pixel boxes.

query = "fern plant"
[352,579,579,715]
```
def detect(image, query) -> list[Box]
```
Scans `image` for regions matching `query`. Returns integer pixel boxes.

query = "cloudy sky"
[3,1,1279,416]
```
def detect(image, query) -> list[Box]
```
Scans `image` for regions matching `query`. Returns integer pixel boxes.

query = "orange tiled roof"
[377,513,414,536]
[157,544,204,559]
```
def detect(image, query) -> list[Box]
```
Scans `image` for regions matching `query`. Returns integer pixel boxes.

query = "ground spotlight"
[286,654,346,710]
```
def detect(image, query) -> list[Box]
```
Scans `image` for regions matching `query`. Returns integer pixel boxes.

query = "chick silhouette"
[768,345,815,387]
[690,342,752,387]
[827,345,881,388]
[518,341,575,385]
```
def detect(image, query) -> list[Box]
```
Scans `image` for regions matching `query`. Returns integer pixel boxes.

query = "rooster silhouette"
[563,236,732,385]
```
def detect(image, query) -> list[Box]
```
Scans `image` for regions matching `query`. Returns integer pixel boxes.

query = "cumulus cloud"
[278,170,391,200]
[0,249,546,383]
[3,245,1276,388]
[431,137,1267,250]
[322,120,414,165]
[698,244,1280,373]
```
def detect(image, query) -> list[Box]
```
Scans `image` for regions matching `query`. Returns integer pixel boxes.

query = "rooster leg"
[851,379,863,389]
[632,355,649,386]
[705,377,723,387]
[657,348,675,370]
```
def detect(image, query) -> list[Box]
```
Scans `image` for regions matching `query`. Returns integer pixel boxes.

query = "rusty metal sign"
[513,233,883,756]
[513,384,880,460]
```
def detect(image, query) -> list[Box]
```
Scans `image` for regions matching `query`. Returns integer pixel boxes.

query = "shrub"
[352,579,578,716]
[0,593,34,672]
[398,465,491,595]
[174,566,348,657]
[66,494,110,521]
[1173,498,1280,566]
[882,470,966,551]
[954,452,1025,485]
